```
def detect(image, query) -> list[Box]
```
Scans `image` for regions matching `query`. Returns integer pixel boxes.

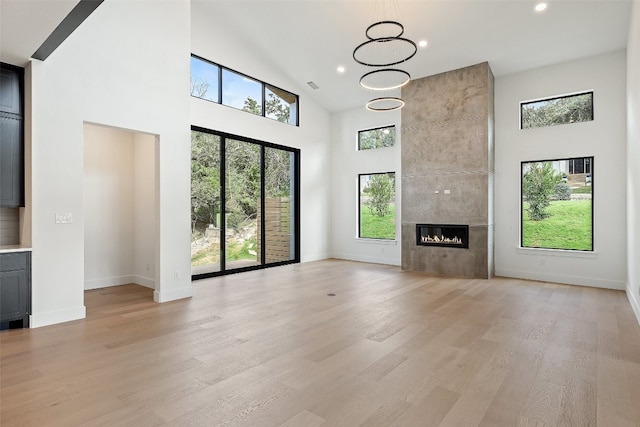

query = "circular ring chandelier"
[365,20,404,40]
[366,97,406,112]
[352,36,417,67]
[360,68,411,91]
[353,19,416,112]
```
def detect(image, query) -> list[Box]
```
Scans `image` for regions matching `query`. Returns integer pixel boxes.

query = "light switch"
[55,213,73,224]
[444,189,451,195]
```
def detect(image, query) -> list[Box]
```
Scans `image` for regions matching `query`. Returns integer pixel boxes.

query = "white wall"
[29,0,191,327]
[330,107,401,265]
[83,124,134,288]
[190,2,331,262]
[83,125,156,290]
[495,50,627,289]
[627,1,640,322]
[133,133,157,289]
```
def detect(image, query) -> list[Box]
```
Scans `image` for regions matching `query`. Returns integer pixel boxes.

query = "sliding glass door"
[190,128,299,279]
[264,147,296,264]
[224,138,260,269]
[190,131,221,275]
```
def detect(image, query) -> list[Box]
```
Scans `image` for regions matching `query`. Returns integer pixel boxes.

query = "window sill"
[356,238,398,246]
[517,247,597,259]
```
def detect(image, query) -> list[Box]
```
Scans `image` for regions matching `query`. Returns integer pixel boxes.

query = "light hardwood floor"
[2,259,640,426]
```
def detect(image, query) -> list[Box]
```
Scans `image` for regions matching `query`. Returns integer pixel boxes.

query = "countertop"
[0,245,32,254]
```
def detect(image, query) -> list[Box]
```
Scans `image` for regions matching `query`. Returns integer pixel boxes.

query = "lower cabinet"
[0,251,30,329]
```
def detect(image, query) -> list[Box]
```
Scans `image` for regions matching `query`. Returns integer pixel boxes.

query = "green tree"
[242,94,291,123]
[191,131,220,233]
[366,174,395,217]
[359,127,395,150]
[522,162,562,220]
[522,93,592,129]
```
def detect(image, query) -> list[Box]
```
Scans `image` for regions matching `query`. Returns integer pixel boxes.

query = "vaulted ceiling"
[1,0,632,112]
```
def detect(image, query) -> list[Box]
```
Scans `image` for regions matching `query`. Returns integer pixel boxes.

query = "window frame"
[520,91,594,130]
[357,171,397,241]
[520,156,594,252]
[190,54,299,126]
[357,124,396,151]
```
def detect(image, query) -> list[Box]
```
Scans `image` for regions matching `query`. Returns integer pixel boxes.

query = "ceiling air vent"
[307,81,319,90]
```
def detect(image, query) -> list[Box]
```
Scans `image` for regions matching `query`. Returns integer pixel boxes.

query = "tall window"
[191,128,300,279]
[358,172,396,240]
[520,91,593,129]
[521,157,593,251]
[190,54,299,126]
[358,125,396,150]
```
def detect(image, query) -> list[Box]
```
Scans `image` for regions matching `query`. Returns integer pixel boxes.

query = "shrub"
[554,182,572,200]
[367,174,394,217]
[522,162,562,221]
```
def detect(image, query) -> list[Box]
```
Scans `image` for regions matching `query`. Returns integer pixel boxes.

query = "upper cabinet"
[0,63,25,207]
[0,67,23,116]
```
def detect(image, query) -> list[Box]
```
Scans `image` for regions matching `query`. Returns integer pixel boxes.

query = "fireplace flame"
[421,235,463,244]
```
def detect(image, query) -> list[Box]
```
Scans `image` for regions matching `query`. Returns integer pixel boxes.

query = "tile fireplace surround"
[401,62,495,279]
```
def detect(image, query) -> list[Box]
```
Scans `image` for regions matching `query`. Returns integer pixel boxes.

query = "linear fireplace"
[416,224,469,249]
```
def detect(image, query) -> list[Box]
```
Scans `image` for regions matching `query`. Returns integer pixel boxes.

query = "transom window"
[520,91,593,129]
[358,125,396,150]
[190,55,299,126]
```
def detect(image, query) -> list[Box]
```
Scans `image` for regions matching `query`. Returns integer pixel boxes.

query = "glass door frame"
[191,126,301,280]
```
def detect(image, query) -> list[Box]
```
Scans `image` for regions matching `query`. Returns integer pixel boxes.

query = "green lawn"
[360,204,396,239]
[522,200,592,250]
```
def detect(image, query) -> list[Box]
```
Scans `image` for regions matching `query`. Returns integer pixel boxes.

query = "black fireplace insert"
[416,224,469,248]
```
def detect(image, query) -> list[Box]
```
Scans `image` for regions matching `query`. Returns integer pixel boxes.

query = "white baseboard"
[627,283,640,326]
[85,275,156,290]
[331,252,401,266]
[30,305,86,328]
[132,275,155,289]
[495,268,625,290]
[154,286,192,303]
[301,253,329,263]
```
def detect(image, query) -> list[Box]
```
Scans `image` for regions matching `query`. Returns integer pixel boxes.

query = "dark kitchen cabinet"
[0,63,24,207]
[0,116,24,207]
[0,67,22,115]
[0,251,31,329]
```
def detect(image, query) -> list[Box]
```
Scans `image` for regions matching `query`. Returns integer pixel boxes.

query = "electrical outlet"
[55,213,73,224]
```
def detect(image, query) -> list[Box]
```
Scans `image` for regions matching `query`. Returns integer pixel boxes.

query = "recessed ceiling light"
[535,2,547,12]
[337,66,346,73]
[418,40,428,48]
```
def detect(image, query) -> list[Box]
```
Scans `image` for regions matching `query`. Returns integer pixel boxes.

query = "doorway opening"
[83,123,158,293]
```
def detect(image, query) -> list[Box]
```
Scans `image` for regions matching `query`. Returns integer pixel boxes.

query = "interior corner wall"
[627,1,640,323]
[83,124,134,289]
[189,2,331,263]
[29,0,191,327]
[329,107,401,265]
[133,133,157,289]
[495,50,627,290]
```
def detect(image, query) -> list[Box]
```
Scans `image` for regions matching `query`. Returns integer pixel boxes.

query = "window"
[265,84,297,125]
[358,125,395,150]
[190,54,299,126]
[191,128,300,279]
[520,91,593,129]
[358,172,396,239]
[521,157,593,251]
[222,69,262,114]
[190,56,219,102]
